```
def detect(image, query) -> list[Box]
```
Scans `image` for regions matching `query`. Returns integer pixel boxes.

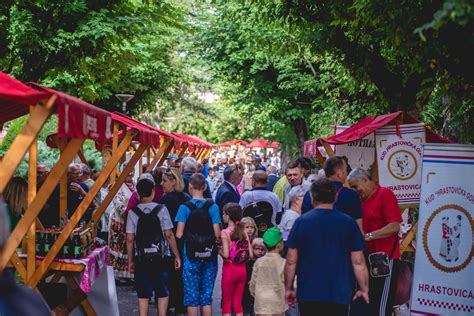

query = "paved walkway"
[117,258,223,315]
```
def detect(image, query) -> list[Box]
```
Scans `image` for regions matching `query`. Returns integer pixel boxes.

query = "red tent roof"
[172,132,213,152]
[304,111,452,156]
[219,139,248,147]
[111,113,165,147]
[29,83,113,143]
[247,139,280,149]
[0,72,52,124]
[186,135,214,148]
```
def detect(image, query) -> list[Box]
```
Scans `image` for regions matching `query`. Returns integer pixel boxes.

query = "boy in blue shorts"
[126,176,181,316]
[176,173,221,316]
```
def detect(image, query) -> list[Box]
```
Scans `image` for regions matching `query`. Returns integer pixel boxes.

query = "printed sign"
[411,143,474,315]
[375,123,425,205]
[334,125,375,170]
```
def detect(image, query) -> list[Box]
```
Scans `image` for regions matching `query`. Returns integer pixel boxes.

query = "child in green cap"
[249,227,288,315]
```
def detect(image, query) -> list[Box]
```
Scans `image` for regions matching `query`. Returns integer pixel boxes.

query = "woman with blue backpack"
[220,203,254,316]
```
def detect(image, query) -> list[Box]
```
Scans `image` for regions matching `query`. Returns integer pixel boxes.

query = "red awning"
[172,132,209,152]
[186,135,214,148]
[247,139,280,149]
[111,112,179,148]
[219,139,248,147]
[0,72,52,124]
[303,111,452,156]
[29,83,113,143]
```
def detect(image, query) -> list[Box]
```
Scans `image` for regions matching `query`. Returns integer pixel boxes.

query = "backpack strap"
[132,207,145,217]
[184,201,197,211]
[151,204,163,216]
[184,200,213,212]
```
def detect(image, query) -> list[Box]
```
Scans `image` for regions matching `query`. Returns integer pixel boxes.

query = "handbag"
[395,259,414,305]
[367,238,397,278]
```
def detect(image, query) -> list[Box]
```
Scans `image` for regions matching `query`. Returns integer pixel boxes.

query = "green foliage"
[0,0,189,114]
[0,115,102,178]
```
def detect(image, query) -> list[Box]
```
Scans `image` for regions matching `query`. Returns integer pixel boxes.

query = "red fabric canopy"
[0,72,52,124]
[172,132,213,152]
[303,111,451,157]
[186,135,214,148]
[111,113,163,147]
[29,83,112,143]
[247,139,280,149]
[219,139,248,147]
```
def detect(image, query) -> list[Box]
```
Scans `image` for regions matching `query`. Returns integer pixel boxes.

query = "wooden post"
[27,106,38,282]
[146,139,173,172]
[109,122,119,182]
[56,139,69,225]
[0,138,85,271]
[92,143,146,224]
[400,221,418,254]
[156,140,175,168]
[0,95,56,193]
[138,152,143,177]
[320,140,335,158]
[28,132,136,288]
[147,147,151,164]
[177,143,188,158]
[77,149,90,168]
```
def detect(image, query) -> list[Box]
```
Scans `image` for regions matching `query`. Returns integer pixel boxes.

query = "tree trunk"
[292,117,308,156]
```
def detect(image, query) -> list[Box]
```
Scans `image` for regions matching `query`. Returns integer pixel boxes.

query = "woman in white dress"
[108,164,135,282]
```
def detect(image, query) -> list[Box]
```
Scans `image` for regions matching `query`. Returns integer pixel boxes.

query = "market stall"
[0,73,184,315]
[303,111,451,254]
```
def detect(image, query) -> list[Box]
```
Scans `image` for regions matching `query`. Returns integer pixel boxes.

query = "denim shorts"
[134,266,169,299]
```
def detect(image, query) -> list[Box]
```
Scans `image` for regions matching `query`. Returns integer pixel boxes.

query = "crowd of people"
[0,150,403,316]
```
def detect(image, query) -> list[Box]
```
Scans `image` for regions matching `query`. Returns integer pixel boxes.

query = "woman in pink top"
[220,203,254,316]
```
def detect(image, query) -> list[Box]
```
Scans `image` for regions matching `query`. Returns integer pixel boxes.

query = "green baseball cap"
[263,227,283,248]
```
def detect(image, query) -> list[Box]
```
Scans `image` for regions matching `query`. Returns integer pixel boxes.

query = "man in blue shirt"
[302,156,363,233]
[284,178,369,316]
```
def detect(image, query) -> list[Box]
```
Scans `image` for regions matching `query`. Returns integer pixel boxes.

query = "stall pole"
[109,122,119,182]
[0,138,85,271]
[320,140,335,157]
[56,138,69,225]
[0,95,56,192]
[92,143,146,224]
[27,105,38,282]
[177,143,188,158]
[146,139,174,172]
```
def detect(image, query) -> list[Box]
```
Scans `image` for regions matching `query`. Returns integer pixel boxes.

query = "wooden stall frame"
[0,138,85,271]
[28,131,136,288]
[0,95,56,192]
[92,142,146,225]
[145,139,174,172]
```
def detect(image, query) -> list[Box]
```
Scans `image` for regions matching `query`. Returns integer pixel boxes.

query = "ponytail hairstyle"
[223,203,245,241]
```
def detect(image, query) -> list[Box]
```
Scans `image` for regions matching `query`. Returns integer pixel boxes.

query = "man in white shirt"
[240,171,281,226]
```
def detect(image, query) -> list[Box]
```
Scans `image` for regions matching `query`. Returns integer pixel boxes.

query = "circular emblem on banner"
[388,150,418,180]
[422,204,474,273]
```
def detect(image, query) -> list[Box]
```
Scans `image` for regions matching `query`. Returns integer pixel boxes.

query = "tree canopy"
[0,0,472,159]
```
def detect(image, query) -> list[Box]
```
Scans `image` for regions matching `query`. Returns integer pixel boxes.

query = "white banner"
[334,125,375,170]
[375,123,425,205]
[410,143,474,315]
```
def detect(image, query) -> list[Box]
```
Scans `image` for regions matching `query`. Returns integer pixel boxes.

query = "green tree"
[189,1,384,153]
[0,0,188,114]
